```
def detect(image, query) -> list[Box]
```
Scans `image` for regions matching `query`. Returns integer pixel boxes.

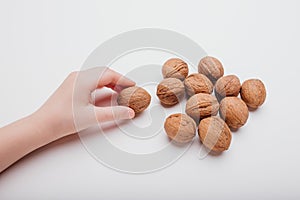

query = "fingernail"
[128,109,135,119]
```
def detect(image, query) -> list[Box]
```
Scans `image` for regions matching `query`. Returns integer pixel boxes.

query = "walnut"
[184,73,213,96]
[219,97,249,129]
[117,86,151,114]
[162,58,189,80]
[198,116,232,152]
[215,75,241,100]
[240,79,266,109]
[156,78,185,106]
[185,93,219,123]
[198,56,224,83]
[164,113,196,143]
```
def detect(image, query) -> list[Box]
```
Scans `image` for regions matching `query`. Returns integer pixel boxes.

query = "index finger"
[77,67,136,92]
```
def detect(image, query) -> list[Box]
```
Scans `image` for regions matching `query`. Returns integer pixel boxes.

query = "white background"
[0,0,300,199]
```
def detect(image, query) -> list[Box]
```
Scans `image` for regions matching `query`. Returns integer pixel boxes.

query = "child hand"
[34,67,136,139]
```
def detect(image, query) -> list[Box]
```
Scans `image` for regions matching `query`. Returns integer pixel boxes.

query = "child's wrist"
[30,110,62,142]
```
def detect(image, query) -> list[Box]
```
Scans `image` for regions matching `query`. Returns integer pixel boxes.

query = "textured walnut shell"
[184,73,213,96]
[156,78,185,106]
[117,86,151,114]
[198,116,232,152]
[164,113,196,143]
[162,58,189,80]
[215,75,241,100]
[240,79,266,109]
[219,97,249,129]
[198,56,224,83]
[185,93,219,123]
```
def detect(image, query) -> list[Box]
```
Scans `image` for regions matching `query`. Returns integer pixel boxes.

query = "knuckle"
[96,66,109,73]
[68,71,78,79]
[101,66,111,74]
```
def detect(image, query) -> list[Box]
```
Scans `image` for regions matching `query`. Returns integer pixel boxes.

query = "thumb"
[94,106,135,122]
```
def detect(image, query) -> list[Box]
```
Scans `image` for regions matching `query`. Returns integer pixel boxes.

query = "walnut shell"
[162,58,189,80]
[215,75,241,100]
[164,113,196,143]
[184,73,213,96]
[185,93,219,123]
[219,97,249,129]
[198,116,232,152]
[117,86,151,114]
[198,56,224,83]
[156,78,185,106]
[240,79,266,109]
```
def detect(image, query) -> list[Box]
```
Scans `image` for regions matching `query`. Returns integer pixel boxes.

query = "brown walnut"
[184,73,213,96]
[219,97,249,129]
[156,78,185,106]
[240,79,266,109]
[162,58,189,80]
[117,86,151,114]
[198,56,224,83]
[185,93,219,123]
[164,113,196,143]
[198,116,232,153]
[215,75,241,100]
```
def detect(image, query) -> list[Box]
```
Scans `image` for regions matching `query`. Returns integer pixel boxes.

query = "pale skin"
[0,67,136,173]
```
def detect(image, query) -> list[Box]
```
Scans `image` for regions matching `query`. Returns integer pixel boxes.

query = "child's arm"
[0,112,59,173]
[0,67,135,173]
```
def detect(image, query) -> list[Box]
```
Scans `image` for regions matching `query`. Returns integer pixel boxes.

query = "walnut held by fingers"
[162,58,189,80]
[117,86,151,114]
[156,78,185,106]
[164,113,196,143]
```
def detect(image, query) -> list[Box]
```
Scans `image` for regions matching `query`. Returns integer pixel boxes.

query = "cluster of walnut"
[116,56,266,154]
[159,56,267,153]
